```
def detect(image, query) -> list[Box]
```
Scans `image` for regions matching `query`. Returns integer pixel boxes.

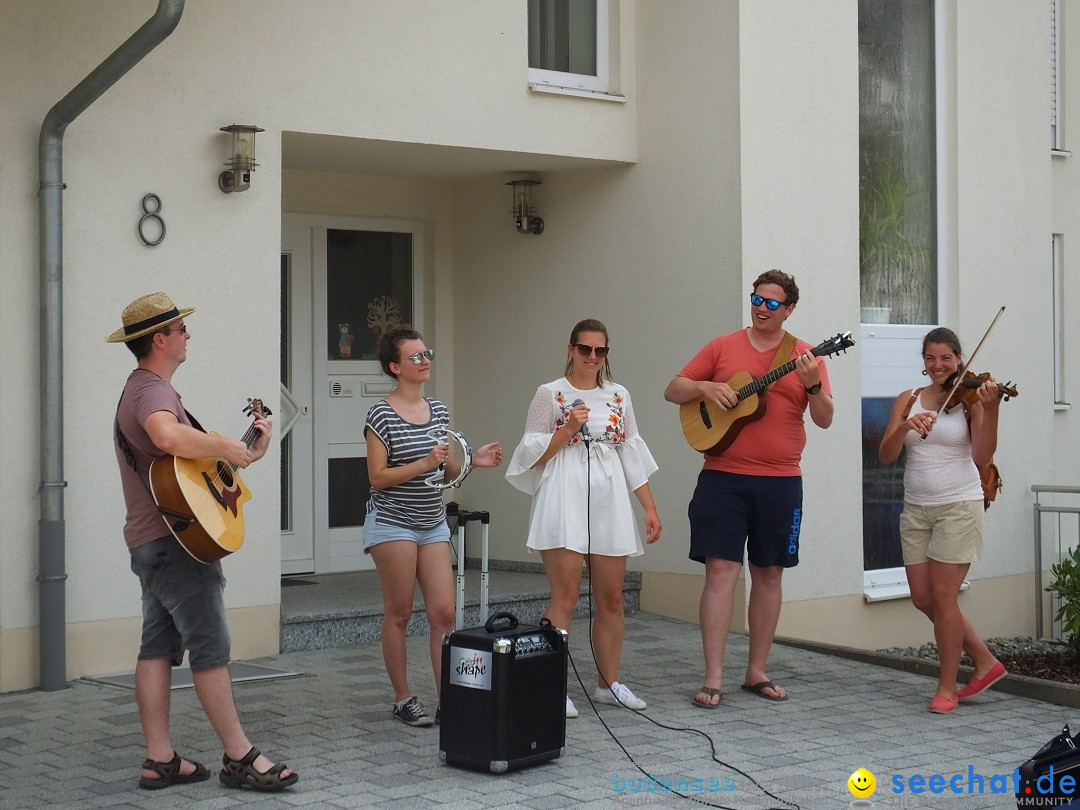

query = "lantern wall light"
[506,178,544,235]
[217,124,264,193]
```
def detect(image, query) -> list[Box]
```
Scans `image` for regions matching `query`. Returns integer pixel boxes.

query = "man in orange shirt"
[664,269,834,708]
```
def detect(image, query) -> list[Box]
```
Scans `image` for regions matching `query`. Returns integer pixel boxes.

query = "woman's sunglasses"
[750,293,788,311]
[573,343,609,359]
[405,348,435,365]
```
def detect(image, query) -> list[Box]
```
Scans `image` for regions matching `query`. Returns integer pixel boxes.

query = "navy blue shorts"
[688,470,803,568]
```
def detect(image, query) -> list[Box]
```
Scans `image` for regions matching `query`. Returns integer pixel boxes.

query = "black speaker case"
[439,619,567,774]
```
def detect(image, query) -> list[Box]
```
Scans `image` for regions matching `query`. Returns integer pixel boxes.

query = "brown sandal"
[691,686,722,709]
[219,747,299,792]
[138,752,210,790]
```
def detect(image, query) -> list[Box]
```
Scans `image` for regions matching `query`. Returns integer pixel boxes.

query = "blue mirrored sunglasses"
[750,293,787,311]
[406,348,435,365]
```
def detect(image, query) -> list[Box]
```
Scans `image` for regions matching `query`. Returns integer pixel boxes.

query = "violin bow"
[930,305,1007,422]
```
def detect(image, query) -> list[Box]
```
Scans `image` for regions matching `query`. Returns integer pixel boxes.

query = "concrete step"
[280,562,641,653]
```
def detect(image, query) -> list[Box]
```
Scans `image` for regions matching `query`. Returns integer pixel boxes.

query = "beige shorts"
[899,500,984,565]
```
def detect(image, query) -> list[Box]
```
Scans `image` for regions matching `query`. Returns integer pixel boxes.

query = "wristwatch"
[805,383,822,395]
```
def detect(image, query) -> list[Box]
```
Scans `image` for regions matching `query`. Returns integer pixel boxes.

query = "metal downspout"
[37,0,185,692]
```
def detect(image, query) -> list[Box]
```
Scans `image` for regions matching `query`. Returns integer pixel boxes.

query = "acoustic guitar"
[149,398,270,563]
[680,332,854,454]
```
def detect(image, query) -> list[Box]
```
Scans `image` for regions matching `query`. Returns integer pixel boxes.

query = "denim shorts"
[363,506,450,553]
[688,470,803,568]
[128,536,231,671]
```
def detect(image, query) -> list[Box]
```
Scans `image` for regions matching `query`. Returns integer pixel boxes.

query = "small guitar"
[149,398,271,563]
[680,332,854,454]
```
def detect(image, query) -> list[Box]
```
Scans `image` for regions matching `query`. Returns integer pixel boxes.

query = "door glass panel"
[280,253,291,532]
[858,0,936,325]
[328,457,369,528]
[861,397,905,570]
[326,229,413,361]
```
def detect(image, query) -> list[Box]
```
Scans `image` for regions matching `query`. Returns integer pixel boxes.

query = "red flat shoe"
[928,693,958,714]
[957,660,1007,701]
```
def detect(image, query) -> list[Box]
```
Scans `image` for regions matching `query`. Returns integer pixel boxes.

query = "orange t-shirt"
[677,329,831,476]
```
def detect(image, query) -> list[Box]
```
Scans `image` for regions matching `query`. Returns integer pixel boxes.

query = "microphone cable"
[564,422,800,810]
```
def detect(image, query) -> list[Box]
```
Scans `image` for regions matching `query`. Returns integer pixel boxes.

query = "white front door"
[281,216,422,574]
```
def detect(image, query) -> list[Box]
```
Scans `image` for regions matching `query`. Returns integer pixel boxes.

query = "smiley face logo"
[847,768,876,798]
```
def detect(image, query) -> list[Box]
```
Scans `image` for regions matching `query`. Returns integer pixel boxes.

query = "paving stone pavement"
[0,612,1068,809]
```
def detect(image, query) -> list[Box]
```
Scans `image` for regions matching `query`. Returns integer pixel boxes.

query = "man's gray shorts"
[129,536,231,670]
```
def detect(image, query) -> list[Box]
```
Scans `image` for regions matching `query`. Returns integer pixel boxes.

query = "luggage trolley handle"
[453,509,491,629]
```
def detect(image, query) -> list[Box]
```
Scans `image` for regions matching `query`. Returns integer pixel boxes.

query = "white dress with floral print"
[505,378,658,557]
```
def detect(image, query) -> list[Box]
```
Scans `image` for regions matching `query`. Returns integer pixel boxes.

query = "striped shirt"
[364,397,450,530]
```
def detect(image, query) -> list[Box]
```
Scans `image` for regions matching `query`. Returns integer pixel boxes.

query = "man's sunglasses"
[573,343,609,359]
[405,348,435,365]
[750,293,788,311]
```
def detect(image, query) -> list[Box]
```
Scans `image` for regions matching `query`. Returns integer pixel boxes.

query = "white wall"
[738,0,862,602]
[449,0,743,577]
[0,0,639,689]
[1051,0,1080,486]
[951,2,1057,584]
[1,0,1076,690]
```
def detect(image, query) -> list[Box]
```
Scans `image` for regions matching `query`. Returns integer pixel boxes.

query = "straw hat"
[105,292,195,343]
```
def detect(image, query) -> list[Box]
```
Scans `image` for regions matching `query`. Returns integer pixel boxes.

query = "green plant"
[1047,544,1080,656]
[858,157,931,310]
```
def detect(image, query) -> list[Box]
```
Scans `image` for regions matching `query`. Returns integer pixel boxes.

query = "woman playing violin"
[878,327,1006,714]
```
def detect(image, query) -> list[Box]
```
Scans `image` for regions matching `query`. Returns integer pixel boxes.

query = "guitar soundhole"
[698,401,712,429]
[216,461,235,488]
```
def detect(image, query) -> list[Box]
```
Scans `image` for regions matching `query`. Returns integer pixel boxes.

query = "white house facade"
[0,0,1075,692]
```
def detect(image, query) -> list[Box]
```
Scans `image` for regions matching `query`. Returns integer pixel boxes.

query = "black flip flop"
[740,680,788,701]
[690,686,722,709]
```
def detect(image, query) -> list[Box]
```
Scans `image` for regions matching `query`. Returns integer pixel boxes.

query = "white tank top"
[902,398,984,507]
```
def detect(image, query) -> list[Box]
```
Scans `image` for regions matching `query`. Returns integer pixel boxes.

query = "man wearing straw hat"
[107,292,298,793]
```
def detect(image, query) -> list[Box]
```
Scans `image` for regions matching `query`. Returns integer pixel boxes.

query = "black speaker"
[439,612,566,773]
[1017,724,1080,808]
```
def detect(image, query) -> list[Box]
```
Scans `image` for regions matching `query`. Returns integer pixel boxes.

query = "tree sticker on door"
[366,295,403,337]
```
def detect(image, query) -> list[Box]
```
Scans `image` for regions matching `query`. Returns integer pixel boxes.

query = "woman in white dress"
[506,319,662,718]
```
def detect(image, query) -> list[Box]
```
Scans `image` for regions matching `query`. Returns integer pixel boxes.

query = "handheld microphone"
[570,398,590,437]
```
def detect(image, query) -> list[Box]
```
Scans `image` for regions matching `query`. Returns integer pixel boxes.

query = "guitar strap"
[114,386,205,533]
[765,331,799,389]
[900,388,923,420]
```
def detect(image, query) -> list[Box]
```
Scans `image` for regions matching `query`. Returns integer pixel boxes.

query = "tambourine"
[424,427,474,490]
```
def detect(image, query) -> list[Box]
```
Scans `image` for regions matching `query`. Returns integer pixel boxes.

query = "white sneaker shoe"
[594,681,646,710]
[565,696,579,718]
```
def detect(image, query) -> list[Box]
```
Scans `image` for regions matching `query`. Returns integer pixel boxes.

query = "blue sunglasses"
[750,293,788,311]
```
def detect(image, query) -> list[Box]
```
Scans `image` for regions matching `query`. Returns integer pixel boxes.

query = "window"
[1052,0,1062,150]
[858,0,937,326]
[858,0,939,591]
[528,0,608,93]
[1053,234,1068,404]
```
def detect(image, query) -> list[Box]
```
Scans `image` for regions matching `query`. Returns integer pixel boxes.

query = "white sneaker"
[594,681,646,710]
[565,695,579,718]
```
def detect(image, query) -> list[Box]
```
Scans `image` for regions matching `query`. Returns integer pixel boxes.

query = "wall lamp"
[506,178,544,235]
[217,124,264,193]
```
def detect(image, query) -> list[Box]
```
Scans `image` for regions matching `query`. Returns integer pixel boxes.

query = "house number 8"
[138,193,166,246]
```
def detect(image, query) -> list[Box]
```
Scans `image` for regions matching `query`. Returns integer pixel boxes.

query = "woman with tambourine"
[877,326,1007,715]
[364,325,502,728]
[506,318,662,719]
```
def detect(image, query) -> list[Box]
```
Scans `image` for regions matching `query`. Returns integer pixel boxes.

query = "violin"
[943,369,1018,412]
